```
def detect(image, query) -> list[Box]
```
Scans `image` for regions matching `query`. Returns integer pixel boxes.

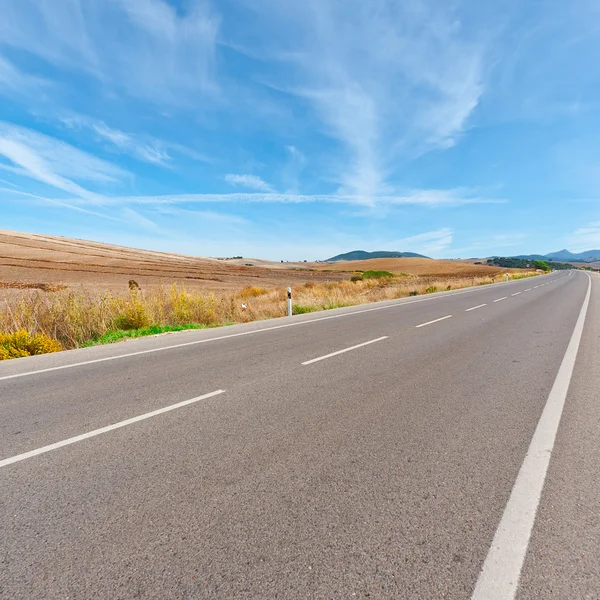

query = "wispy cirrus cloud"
[232,0,485,198]
[67,189,502,209]
[0,122,126,200]
[391,228,454,256]
[0,0,219,104]
[569,221,600,252]
[0,56,49,98]
[59,115,209,167]
[224,174,275,192]
[281,146,306,194]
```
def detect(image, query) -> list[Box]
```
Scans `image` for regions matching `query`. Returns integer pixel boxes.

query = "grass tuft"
[83,323,209,347]
[293,304,319,315]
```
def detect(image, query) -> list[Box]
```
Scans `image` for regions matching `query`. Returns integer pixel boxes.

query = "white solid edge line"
[471,273,592,600]
[0,274,555,382]
[0,389,225,468]
[493,297,508,303]
[415,315,452,328]
[301,336,388,365]
[511,292,522,296]
[466,304,487,312]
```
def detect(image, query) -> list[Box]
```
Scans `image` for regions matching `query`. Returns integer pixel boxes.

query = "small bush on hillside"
[239,286,267,298]
[425,286,438,294]
[362,270,395,279]
[409,290,419,296]
[350,275,363,282]
[0,330,62,360]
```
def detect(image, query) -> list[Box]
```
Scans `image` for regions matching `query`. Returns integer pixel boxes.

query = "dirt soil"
[0,230,347,295]
[0,230,519,295]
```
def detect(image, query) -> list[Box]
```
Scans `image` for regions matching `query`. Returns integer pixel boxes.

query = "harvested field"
[316,257,523,278]
[0,230,346,294]
[0,231,528,295]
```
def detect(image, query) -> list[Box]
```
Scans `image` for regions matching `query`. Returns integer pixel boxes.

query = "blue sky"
[1,0,599,260]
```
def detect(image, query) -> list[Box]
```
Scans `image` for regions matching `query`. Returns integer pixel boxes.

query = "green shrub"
[362,270,395,279]
[425,286,438,294]
[293,304,319,314]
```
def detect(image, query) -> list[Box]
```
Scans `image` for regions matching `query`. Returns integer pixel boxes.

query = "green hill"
[326,250,429,262]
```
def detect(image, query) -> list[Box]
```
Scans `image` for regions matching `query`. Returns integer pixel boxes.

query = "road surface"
[1,270,598,599]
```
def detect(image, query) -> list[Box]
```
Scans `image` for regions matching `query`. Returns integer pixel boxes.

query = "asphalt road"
[0,270,597,599]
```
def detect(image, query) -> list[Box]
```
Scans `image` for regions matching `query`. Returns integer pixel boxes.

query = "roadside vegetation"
[487,257,569,271]
[0,272,537,359]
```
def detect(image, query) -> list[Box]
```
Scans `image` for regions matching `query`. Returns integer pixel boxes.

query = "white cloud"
[0,56,48,97]
[236,0,485,197]
[0,188,121,222]
[0,122,126,200]
[224,174,275,192]
[391,228,454,257]
[569,221,600,252]
[57,114,209,167]
[91,122,171,166]
[0,0,219,104]
[69,189,502,209]
[282,146,306,193]
[122,207,161,232]
[0,176,18,188]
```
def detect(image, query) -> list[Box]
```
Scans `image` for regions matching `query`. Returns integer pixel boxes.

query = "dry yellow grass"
[0,271,537,354]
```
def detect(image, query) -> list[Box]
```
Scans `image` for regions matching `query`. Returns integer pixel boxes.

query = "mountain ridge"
[510,249,600,262]
[326,250,429,262]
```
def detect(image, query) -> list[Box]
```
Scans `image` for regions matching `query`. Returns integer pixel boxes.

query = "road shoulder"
[518,274,600,598]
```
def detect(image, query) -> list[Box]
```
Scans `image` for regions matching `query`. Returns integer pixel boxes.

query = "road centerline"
[0,389,226,469]
[301,336,388,366]
[511,292,522,296]
[493,297,508,303]
[471,273,592,600]
[466,304,487,312]
[415,315,452,328]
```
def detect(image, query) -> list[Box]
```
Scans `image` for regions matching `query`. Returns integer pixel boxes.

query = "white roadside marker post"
[287,287,292,317]
[506,273,509,281]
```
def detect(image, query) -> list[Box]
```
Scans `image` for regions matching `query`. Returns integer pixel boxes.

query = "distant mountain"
[326,250,429,262]
[509,249,600,263]
[545,249,600,262]
[512,254,548,261]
